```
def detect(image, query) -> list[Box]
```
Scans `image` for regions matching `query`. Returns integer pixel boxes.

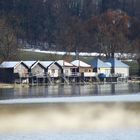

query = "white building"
[106,58,129,77]
[71,60,96,77]
[57,60,77,76]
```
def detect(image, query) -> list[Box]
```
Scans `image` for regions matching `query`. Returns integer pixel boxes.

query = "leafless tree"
[0,19,20,61]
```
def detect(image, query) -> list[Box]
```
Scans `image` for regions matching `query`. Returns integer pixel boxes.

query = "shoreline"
[0,94,140,104]
[0,83,14,89]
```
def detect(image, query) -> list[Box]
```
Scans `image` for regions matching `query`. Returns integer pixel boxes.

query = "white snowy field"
[0,94,140,104]
[0,128,140,140]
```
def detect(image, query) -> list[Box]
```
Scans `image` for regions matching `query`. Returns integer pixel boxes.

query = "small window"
[51,69,55,73]
[65,70,69,74]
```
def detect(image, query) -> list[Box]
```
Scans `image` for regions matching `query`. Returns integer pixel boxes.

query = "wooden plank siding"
[14,63,28,78]
[31,63,45,77]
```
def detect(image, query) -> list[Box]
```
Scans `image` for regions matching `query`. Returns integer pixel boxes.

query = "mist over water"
[0,103,140,133]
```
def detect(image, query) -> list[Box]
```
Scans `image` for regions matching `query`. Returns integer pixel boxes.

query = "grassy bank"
[124,61,139,76]
[19,50,64,61]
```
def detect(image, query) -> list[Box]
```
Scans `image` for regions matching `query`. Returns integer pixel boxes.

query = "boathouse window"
[65,70,69,74]
[51,69,55,73]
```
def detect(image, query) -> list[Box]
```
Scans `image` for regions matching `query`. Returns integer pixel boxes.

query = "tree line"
[0,0,140,75]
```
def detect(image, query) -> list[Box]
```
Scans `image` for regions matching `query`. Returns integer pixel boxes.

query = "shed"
[71,60,95,77]
[40,61,62,78]
[0,61,28,83]
[89,58,111,77]
[30,61,46,77]
[106,58,129,77]
[57,60,76,76]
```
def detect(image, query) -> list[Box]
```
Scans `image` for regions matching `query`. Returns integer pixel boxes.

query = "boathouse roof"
[71,60,91,68]
[89,58,111,68]
[40,61,54,68]
[106,58,129,68]
[0,61,21,68]
[57,60,74,67]
[22,61,37,68]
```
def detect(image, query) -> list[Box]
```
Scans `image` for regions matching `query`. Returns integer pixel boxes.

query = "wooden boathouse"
[0,58,130,84]
[0,61,29,83]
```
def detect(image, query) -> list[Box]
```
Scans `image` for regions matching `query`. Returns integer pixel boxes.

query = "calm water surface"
[0,83,140,100]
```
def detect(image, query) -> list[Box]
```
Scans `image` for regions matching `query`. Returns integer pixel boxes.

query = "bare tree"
[86,10,130,58]
[0,19,20,61]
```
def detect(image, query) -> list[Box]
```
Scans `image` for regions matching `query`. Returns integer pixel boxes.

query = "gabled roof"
[71,60,91,68]
[89,58,111,68]
[40,61,54,68]
[22,61,37,68]
[0,61,21,68]
[57,60,74,67]
[106,58,129,68]
[29,61,45,69]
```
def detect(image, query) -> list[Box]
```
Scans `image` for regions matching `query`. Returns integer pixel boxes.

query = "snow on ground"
[22,48,136,58]
[0,94,140,104]
[0,128,140,140]
[22,49,101,56]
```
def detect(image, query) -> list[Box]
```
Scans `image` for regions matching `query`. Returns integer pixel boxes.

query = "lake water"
[0,83,140,100]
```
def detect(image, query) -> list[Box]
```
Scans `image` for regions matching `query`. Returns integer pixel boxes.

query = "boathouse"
[57,60,77,76]
[106,58,129,77]
[89,58,111,77]
[0,61,28,83]
[71,60,96,82]
[56,60,78,83]
[30,61,45,77]
[40,61,62,78]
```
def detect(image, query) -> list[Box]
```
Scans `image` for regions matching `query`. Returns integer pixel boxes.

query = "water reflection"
[0,83,140,100]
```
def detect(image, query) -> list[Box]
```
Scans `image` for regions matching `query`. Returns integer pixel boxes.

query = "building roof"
[57,60,74,67]
[106,58,129,68]
[22,61,37,68]
[71,60,91,68]
[40,61,54,68]
[89,58,111,68]
[0,61,21,68]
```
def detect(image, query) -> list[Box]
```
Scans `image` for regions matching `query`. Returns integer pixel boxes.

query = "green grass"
[124,61,139,76]
[19,51,63,61]
[19,51,95,62]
